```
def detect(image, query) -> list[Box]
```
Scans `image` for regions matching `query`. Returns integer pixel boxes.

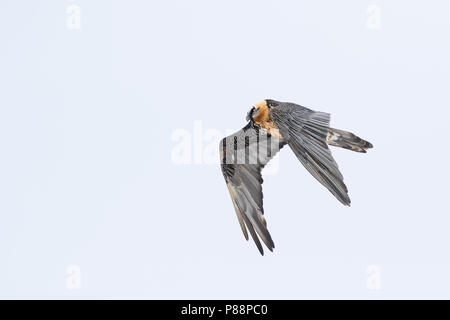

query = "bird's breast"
[263,122,283,139]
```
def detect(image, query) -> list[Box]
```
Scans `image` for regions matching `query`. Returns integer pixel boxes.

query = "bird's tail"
[326,128,373,153]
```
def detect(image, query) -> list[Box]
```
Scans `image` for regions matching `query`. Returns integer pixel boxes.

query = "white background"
[1,0,449,299]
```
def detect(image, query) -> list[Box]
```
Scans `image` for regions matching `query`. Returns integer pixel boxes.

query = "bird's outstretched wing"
[270,102,351,205]
[220,122,286,255]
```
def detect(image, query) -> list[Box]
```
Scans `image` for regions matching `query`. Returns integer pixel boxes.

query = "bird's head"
[246,99,279,122]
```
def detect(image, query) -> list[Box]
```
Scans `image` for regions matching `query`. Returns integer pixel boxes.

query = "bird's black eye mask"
[246,107,256,122]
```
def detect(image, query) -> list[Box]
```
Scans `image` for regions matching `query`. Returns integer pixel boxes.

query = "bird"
[219,99,373,255]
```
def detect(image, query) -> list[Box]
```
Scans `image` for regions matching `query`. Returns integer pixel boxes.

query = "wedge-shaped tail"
[327,128,373,153]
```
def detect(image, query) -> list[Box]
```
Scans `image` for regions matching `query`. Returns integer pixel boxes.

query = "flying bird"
[220,99,373,255]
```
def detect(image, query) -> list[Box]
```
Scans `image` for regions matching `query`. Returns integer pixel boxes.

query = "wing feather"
[220,123,285,254]
[226,184,248,241]
[270,103,351,205]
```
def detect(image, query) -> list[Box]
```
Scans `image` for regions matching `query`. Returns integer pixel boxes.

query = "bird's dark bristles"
[246,107,256,122]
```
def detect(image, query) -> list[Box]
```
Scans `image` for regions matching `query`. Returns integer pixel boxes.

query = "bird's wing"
[270,103,351,205]
[220,123,286,255]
